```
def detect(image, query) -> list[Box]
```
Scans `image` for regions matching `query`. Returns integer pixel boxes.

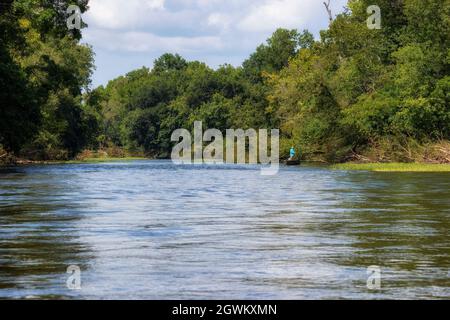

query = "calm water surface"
[0,160,449,299]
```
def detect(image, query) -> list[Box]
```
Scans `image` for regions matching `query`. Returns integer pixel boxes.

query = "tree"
[153,53,188,74]
[1,0,97,159]
[0,42,40,153]
[243,28,300,82]
[0,3,39,153]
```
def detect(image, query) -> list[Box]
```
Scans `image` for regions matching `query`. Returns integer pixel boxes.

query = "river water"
[0,160,449,299]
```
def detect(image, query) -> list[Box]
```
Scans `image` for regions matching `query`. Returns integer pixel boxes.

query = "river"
[0,160,449,299]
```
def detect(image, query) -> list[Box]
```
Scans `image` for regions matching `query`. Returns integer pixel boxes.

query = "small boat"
[285,159,300,166]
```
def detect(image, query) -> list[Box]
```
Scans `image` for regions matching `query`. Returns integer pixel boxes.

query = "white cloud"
[84,29,223,53]
[82,0,348,86]
[239,0,313,32]
[207,13,232,31]
[238,0,347,32]
[85,0,166,29]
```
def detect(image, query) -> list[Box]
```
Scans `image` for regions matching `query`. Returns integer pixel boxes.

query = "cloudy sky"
[82,0,348,87]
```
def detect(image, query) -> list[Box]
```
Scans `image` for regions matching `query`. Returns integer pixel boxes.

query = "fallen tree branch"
[0,153,8,159]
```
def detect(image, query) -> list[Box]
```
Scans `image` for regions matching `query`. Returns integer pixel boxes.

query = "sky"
[81,0,349,87]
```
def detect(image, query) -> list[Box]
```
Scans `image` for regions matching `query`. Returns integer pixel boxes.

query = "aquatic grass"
[331,163,450,172]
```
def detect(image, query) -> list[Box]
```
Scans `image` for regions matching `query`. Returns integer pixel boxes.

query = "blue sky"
[82,0,348,87]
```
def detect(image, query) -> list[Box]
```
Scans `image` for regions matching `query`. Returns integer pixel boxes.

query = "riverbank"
[330,163,450,172]
[2,153,450,172]
[65,157,147,164]
[0,148,148,166]
[0,157,148,166]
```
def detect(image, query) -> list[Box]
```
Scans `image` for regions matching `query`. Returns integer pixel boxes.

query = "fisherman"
[289,146,296,160]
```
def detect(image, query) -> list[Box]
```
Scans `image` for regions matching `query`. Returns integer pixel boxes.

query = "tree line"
[1,0,95,160]
[1,0,449,163]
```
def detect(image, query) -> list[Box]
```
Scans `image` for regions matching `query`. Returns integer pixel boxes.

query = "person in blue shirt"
[289,146,296,160]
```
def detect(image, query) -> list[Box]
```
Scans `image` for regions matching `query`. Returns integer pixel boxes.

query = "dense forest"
[1,0,449,163]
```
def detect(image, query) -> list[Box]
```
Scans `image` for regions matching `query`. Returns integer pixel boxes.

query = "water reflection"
[0,166,92,298]
[0,162,449,299]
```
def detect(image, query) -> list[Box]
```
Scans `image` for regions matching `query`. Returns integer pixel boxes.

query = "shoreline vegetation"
[0,148,147,166]
[0,156,148,166]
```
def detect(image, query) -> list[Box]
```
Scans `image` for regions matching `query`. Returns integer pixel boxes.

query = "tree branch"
[323,0,333,23]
